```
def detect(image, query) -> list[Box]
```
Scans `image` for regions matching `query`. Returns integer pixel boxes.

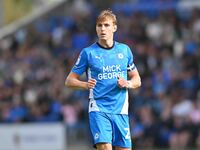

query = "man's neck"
[98,39,114,48]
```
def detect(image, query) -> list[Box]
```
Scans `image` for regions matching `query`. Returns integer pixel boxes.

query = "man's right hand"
[87,78,97,89]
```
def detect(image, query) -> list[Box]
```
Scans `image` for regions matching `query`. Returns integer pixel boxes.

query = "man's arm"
[127,68,141,89]
[117,68,141,89]
[65,72,96,90]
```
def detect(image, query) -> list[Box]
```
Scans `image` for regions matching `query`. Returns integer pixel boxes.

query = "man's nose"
[101,25,105,30]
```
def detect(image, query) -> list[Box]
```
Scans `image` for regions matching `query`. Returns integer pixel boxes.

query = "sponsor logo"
[97,65,125,80]
[95,56,101,59]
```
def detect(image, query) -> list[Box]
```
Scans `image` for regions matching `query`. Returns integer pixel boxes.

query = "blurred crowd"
[0,0,200,149]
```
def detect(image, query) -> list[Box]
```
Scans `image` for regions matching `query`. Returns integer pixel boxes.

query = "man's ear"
[114,25,117,32]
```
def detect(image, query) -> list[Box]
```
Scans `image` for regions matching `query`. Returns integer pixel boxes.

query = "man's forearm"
[65,77,88,90]
[127,77,141,89]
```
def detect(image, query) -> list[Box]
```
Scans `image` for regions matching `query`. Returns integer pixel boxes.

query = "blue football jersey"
[71,41,136,114]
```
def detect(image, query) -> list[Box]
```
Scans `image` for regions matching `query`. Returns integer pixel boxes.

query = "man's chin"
[99,37,107,41]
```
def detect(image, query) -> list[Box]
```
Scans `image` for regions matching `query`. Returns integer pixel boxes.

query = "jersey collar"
[96,41,115,50]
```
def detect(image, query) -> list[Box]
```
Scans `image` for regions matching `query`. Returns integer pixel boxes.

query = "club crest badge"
[118,53,124,59]
[94,133,99,140]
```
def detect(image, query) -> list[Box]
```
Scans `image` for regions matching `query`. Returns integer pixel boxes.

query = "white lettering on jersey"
[103,65,121,72]
[98,65,124,80]
[98,71,125,80]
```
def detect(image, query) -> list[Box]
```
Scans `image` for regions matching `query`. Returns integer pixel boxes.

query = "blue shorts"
[89,111,132,148]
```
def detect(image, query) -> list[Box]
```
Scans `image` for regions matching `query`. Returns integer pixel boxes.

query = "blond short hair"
[96,9,117,25]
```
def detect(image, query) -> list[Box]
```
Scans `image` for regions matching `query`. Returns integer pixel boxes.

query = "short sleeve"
[71,49,88,75]
[127,46,136,71]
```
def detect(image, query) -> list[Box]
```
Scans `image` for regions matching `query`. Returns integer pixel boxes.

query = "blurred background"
[0,0,200,150]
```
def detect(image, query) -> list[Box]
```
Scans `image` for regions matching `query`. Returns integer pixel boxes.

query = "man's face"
[96,18,117,41]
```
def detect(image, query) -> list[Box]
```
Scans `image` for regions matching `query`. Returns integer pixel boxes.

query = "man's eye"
[105,24,110,27]
[97,24,102,27]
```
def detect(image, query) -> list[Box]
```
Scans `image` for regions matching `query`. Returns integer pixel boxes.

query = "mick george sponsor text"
[97,65,125,80]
